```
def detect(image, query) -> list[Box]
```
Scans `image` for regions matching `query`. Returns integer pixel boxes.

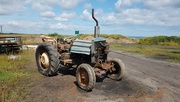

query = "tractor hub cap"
[78,69,89,86]
[40,53,49,67]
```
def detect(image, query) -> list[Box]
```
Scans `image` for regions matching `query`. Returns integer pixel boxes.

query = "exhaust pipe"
[92,9,100,38]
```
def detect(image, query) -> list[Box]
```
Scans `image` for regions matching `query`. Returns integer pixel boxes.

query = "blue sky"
[0,0,180,37]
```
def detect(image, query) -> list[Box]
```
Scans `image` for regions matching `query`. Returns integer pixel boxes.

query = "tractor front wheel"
[76,64,96,91]
[107,58,126,80]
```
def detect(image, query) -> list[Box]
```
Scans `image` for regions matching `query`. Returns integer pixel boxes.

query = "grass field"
[110,44,180,63]
[0,50,39,102]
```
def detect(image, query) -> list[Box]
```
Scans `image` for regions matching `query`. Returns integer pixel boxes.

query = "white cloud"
[7,21,19,26]
[60,12,75,18]
[98,0,107,2]
[80,10,93,21]
[54,16,69,22]
[144,0,180,9]
[115,0,132,12]
[0,0,27,15]
[3,20,69,33]
[40,11,55,18]
[50,23,67,29]
[0,0,180,35]
[32,2,52,11]
[43,0,59,5]
[59,0,82,10]
[54,17,68,22]
[93,7,180,27]
[6,20,46,29]
[112,0,180,26]
[115,0,180,10]
[84,3,92,9]
[54,12,75,21]
[115,0,122,9]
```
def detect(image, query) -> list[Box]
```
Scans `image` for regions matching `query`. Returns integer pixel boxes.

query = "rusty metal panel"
[70,40,91,55]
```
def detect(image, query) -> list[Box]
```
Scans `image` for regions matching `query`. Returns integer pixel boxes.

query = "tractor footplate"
[95,70,106,78]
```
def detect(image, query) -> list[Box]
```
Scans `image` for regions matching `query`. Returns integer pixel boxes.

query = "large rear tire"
[107,58,125,80]
[76,64,96,91]
[35,42,60,76]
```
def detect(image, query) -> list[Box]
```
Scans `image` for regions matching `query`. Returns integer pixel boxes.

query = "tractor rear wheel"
[76,64,96,91]
[35,42,60,76]
[107,58,125,80]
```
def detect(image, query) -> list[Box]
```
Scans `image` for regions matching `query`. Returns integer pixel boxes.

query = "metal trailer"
[0,36,22,54]
[35,9,126,91]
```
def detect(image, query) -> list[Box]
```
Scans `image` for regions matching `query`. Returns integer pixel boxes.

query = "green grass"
[110,44,180,63]
[0,50,39,102]
[139,36,180,47]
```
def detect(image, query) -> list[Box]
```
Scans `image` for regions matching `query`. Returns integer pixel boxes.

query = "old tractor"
[0,36,22,54]
[35,9,125,91]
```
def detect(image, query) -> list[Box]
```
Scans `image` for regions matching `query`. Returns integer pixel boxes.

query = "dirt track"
[24,51,180,102]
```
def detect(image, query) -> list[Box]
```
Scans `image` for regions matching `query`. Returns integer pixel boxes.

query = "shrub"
[48,33,64,38]
[139,36,180,46]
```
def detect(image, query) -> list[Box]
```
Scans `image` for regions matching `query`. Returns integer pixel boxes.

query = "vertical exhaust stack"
[92,9,100,38]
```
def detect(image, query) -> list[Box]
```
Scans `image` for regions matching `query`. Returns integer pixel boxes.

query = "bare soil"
[23,51,180,102]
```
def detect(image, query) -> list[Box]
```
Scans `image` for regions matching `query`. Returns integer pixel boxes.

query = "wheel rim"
[78,68,89,87]
[109,61,120,77]
[39,52,49,70]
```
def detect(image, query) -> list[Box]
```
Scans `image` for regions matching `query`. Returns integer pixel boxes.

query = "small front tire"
[107,58,125,80]
[76,64,96,91]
